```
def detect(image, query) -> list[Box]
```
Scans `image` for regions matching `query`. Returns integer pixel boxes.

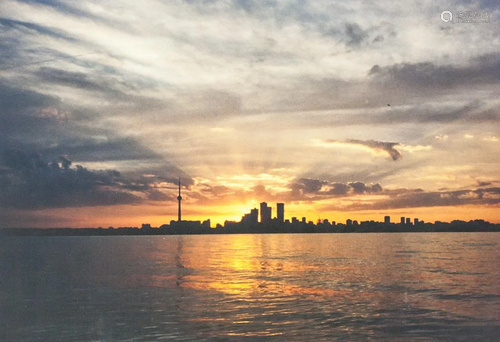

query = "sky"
[1,0,499,228]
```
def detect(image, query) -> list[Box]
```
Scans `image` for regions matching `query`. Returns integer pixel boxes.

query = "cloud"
[35,67,110,92]
[342,187,500,211]
[0,149,136,209]
[185,177,385,206]
[38,137,161,162]
[288,177,383,200]
[368,55,500,89]
[0,149,185,209]
[344,23,368,47]
[324,139,402,161]
[290,177,326,194]
[348,181,383,194]
[0,0,499,226]
[329,182,350,195]
[0,80,191,179]
[252,51,500,117]
[0,17,79,45]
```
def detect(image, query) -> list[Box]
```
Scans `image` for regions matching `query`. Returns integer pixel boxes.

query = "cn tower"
[177,178,182,222]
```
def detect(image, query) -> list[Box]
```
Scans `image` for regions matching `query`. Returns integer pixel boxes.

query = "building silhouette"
[242,208,258,225]
[277,203,284,223]
[260,202,272,223]
[384,216,390,224]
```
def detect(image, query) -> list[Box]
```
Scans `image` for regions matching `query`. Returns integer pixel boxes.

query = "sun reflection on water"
[3,233,500,341]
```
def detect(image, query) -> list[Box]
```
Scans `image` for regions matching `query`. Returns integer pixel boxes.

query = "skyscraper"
[384,216,390,224]
[260,202,271,223]
[277,203,284,223]
[251,208,258,223]
[241,208,258,225]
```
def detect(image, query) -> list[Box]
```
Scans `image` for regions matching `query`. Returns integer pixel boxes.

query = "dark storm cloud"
[329,182,350,195]
[0,17,105,72]
[290,177,327,194]
[34,67,160,102]
[288,177,383,200]
[38,137,161,162]
[349,181,383,194]
[16,0,130,30]
[0,150,139,209]
[345,187,500,211]
[147,189,175,201]
[0,36,20,67]
[0,80,192,191]
[0,82,59,116]
[0,17,78,44]
[0,83,65,149]
[0,150,183,209]
[369,54,500,89]
[344,23,368,47]
[0,83,158,163]
[0,81,138,157]
[35,67,109,92]
[325,139,402,161]
[252,52,500,122]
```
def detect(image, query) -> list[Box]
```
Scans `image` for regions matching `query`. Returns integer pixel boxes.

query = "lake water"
[1,233,500,341]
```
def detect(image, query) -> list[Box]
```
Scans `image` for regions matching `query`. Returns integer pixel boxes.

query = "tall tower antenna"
[177,178,182,222]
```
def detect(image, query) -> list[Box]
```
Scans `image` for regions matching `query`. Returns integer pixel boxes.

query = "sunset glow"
[1,1,499,227]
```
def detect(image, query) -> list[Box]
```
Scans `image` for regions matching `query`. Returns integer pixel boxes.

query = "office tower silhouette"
[260,202,271,223]
[277,203,284,223]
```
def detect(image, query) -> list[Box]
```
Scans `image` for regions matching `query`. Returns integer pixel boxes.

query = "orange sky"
[1,1,499,228]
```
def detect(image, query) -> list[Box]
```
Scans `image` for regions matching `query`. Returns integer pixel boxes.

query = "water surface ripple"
[1,233,500,341]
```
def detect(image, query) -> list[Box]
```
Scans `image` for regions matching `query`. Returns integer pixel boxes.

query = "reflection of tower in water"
[177,178,182,222]
[175,236,185,287]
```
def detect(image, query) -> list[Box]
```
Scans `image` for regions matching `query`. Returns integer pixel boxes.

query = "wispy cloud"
[322,139,402,161]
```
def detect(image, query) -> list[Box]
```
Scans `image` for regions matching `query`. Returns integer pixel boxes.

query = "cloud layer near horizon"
[1,0,499,226]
